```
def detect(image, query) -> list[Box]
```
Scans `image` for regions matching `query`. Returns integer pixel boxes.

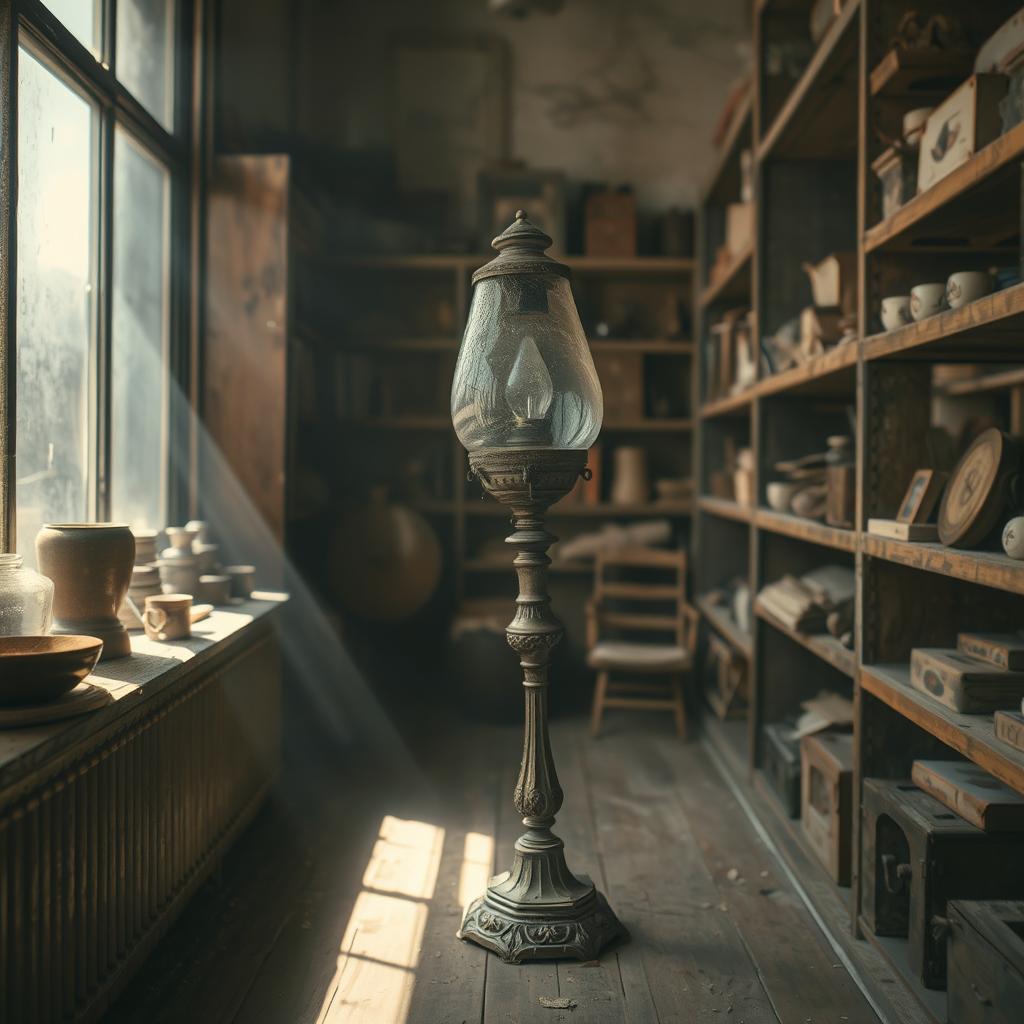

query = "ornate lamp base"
[458,447,627,964]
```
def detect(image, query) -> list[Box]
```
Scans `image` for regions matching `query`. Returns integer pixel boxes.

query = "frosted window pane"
[16,50,96,557]
[43,1,99,53]
[117,0,175,130]
[110,132,169,532]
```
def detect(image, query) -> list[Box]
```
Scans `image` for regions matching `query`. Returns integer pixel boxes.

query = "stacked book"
[755,564,855,635]
[911,632,1024,713]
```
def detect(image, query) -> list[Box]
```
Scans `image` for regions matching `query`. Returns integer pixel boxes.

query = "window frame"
[0,0,202,549]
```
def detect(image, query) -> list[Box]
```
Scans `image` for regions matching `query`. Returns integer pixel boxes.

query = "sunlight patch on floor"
[457,831,495,908]
[320,816,444,1023]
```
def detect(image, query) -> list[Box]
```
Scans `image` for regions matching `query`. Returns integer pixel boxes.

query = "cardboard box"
[918,74,1009,192]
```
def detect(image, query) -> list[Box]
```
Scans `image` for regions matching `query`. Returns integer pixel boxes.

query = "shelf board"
[465,558,591,575]
[756,0,860,161]
[703,87,753,205]
[602,418,693,432]
[466,501,693,519]
[755,508,858,552]
[696,594,752,656]
[564,255,695,274]
[864,282,1024,361]
[699,389,754,418]
[864,120,1024,253]
[861,662,1024,799]
[589,338,694,355]
[755,604,856,678]
[697,495,754,524]
[862,533,1024,596]
[699,243,752,308]
[756,341,859,399]
[869,46,975,100]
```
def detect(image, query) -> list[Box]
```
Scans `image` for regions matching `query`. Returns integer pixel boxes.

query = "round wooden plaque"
[938,428,1022,548]
[0,682,112,730]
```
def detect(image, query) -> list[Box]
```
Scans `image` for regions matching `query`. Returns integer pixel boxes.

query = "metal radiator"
[0,628,281,1023]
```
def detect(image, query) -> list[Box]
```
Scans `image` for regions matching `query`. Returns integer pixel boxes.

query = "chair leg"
[672,675,688,740]
[590,671,609,737]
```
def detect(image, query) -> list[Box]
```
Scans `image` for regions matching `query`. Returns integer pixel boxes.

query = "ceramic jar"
[118,564,163,630]
[0,553,54,636]
[35,523,135,660]
[224,564,256,600]
[185,519,210,544]
[610,447,649,505]
[157,550,199,596]
[198,574,231,605]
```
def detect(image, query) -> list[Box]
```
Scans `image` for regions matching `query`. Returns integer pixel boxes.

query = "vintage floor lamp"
[452,211,626,962]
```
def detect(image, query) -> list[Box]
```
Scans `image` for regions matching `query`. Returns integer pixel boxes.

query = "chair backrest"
[592,547,688,642]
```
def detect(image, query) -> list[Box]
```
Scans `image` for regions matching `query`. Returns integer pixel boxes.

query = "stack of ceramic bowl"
[157,527,200,595]
[132,529,159,566]
[118,564,163,630]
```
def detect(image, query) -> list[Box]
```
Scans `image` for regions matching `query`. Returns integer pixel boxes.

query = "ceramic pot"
[164,527,192,553]
[765,481,799,512]
[902,106,933,145]
[946,271,992,309]
[185,519,210,544]
[157,551,199,596]
[35,523,135,660]
[610,447,649,505]
[880,296,912,331]
[198,574,231,605]
[224,565,256,600]
[910,283,946,321]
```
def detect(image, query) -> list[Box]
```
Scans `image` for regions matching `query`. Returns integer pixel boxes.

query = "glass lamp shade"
[451,223,603,451]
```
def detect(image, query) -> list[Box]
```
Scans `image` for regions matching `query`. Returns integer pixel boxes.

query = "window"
[11,1,191,555]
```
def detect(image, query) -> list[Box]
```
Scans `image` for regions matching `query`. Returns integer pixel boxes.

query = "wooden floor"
[106,706,881,1023]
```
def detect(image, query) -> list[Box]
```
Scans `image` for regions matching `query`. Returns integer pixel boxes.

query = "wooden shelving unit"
[695,4,1024,1021]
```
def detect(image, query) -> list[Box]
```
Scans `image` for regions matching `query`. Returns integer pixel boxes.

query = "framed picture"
[896,468,948,523]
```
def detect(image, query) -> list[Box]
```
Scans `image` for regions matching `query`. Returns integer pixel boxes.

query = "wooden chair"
[586,547,698,738]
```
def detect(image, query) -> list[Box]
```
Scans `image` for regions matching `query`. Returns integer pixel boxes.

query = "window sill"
[0,593,287,794]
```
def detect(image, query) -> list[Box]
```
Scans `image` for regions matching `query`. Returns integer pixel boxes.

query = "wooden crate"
[800,730,854,884]
[763,721,801,817]
[860,779,1024,990]
[947,900,1024,1024]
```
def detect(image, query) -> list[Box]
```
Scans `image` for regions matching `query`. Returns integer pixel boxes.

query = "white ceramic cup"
[946,271,992,310]
[909,283,946,321]
[144,593,192,641]
[902,106,933,145]
[880,295,912,331]
[1003,517,1024,560]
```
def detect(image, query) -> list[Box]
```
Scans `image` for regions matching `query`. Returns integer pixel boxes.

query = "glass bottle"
[0,553,54,635]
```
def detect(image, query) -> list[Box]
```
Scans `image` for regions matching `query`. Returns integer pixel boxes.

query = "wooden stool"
[586,547,697,738]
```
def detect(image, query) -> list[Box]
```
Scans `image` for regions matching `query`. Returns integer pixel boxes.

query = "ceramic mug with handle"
[144,594,192,641]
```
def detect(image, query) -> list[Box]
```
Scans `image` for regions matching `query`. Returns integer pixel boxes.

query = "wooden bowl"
[0,635,104,706]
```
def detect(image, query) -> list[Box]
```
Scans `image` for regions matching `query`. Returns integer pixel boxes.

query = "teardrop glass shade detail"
[451,274,604,451]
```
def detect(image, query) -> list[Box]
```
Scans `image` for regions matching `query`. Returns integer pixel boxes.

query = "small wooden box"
[861,779,1024,989]
[947,900,1024,1024]
[591,352,643,421]
[826,464,854,528]
[911,759,1024,831]
[763,721,801,817]
[725,202,754,257]
[910,648,1024,713]
[584,190,636,258]
[917,74,1009,193]
[800,731,853,885]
